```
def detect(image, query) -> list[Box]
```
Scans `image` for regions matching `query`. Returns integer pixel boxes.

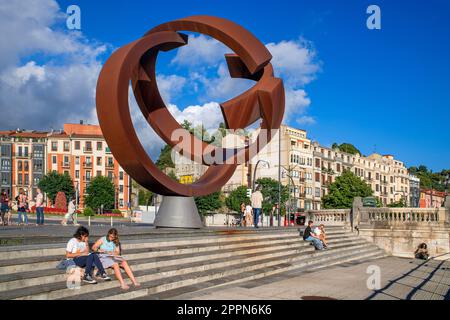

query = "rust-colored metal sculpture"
[96,16,285,228]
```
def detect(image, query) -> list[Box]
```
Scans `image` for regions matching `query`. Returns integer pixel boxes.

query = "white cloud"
[266,38,321,87]
[0,0,106,130]
[156,74,187,103]
[171,35,227,68]
[169,35,321,124]
[297,116,316,126]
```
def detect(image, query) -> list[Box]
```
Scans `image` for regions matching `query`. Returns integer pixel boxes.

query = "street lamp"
[252,160,270,191]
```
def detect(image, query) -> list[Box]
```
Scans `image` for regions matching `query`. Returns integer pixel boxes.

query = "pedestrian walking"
[35,188,45,226]
[251,186,263,229]
[62,198,77,226]
[1,190,10,226]
[17,189,29,226]
[245,203,253,227]
[240,203,246,227]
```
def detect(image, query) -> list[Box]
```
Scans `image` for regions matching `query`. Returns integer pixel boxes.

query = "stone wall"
[355,197,450,260]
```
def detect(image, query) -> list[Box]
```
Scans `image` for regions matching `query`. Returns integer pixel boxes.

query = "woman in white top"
[62,198,76,226]
[65,226,111,284]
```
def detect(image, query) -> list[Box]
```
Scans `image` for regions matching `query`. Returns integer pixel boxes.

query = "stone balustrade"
[307,209,350,225]
[365,207,445,225]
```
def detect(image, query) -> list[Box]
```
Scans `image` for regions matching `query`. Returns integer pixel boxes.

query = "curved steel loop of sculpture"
[96,16,285,197]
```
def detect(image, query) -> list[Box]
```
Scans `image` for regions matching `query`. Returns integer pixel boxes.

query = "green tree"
[38,171,75,203]
[156,145,175,171]
[322,170,373,209]
[225,186,249,213]
[255,178,289,215]
[138,189,153,206]
[195,192,224,215]
[84,176,115,211]
[387,199,405,208]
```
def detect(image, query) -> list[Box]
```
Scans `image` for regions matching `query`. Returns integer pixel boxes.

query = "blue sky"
[1,0,449,172]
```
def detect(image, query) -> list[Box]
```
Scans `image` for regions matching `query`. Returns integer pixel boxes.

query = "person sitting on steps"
[303,220,324,250]
[65,226,111,284]
[414,243,429,260]
[92,228,140,290]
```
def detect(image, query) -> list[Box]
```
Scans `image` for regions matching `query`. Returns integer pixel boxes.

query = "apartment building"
[174,124,419,210]
[0,123,130,210]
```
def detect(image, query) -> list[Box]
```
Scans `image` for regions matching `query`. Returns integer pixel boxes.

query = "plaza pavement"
[169,256,450,300]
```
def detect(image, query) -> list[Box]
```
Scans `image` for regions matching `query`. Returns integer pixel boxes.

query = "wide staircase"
[0,226,386,300]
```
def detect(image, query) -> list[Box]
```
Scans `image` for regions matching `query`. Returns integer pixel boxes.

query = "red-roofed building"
[0,123,131,211]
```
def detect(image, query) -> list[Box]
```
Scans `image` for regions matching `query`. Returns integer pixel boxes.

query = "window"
[1,160,11,171]
[336,164,341,172]
[1,172,11,185]
[107,157,114,167]
[86,171,91,181]
[85,141,92,152]
[24,147,29,157]
[376,184,379,192]
[85,156,92,165]
[33,159,43,172]
[33,145,44,158]
[51,142,58,152]
[315,158,321,168]
[315,188,321,197]
[119,199,124,207]
[52,156,57,165]
[75,170,80,179]
[119,172,124,181]
[119,185,124,193]
[18,175,23,185]
[97,142,103,151]
[97,171,102,177]
[75,141,80,150]
[1,145,11,157]
[18,146,22,157]
[63,141,70,152]
[18,161,23,171]
[24,161,29,172]
[75,156,80,165]
[108,171,113,180]
[315,172,320,182]
[64,156,69,165]
[97,157,102,166]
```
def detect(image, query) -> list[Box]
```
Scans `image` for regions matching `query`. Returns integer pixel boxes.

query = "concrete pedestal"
[154,196,204,229]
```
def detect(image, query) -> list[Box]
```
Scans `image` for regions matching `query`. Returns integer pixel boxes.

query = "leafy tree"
[387,199,405,208]
[138,189,153,206]
[84,176,115,211]
[38,171,75,203]
[156,145,175,171]
[255,178,289,215]
[195,192,224,215]
[322,170,373,209]
[167,170,179,182]
[332,143,361,155]
[408,165,449,192]
[225,186,249,213]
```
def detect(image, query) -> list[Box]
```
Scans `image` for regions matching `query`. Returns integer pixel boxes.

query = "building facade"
[0,123,130,211]
[419,189,446,208]
[174,124,419,211]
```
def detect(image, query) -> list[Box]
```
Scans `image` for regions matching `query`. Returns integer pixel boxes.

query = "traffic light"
[246,189,252,198]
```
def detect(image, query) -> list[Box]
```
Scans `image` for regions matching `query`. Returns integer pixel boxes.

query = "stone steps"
[0,227,386,300]
[0,235,360,295]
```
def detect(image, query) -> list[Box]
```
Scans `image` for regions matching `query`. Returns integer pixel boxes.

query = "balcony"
[106,162,115,169]
[105,147,112,154]
[83,162,93,168]
[83,147,93,154]
[61,162,71,168]
[15,153,31,159]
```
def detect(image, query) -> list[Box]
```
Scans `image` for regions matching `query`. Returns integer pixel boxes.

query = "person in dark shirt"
[303,220,323,250]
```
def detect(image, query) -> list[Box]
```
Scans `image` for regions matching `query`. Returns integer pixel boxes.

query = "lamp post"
[445,174,450,203]
[252,160,270,191]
